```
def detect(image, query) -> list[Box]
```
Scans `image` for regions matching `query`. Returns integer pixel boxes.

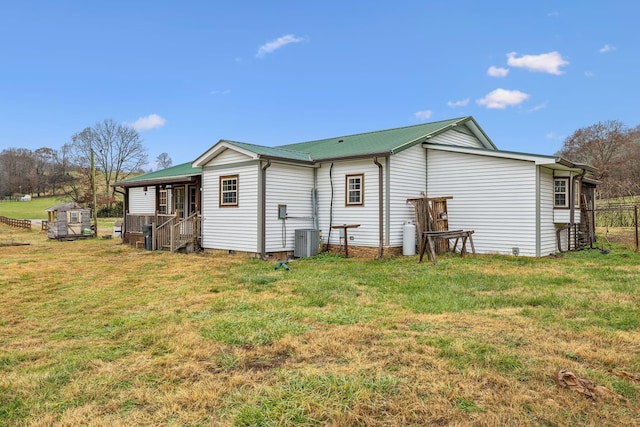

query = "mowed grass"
[0,197,68,219]
[1,225,639,426]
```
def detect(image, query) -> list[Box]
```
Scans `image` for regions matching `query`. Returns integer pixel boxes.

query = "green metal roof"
[114,162,201,186]
[224,140,313,162]
[277,117,473,160]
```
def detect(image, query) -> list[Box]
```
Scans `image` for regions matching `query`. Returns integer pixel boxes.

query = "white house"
[189,116,597,259]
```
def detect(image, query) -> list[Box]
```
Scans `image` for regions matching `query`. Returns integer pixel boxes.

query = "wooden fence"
[0,216,32,230]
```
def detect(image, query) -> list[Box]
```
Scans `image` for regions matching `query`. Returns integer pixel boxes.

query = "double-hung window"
[554,178,569,208]
[158,189,168,214]
[346,174,364,206]
[220,175,238,207]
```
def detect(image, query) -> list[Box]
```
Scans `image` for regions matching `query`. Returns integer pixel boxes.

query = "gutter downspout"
[260,160,272,260]
[374,157,384,259]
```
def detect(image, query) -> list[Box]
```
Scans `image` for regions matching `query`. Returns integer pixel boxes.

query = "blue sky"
[1,1,638,167]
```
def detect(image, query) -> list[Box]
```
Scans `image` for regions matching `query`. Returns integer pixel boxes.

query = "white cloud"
[506,51,569,75]
[547,11,560,18]
[210,89,231,95]
[546,132,565,140]
[599,44,616,53]
[487,66,509,78]
[527,102,547,112]
[584,71,595,78]
[447,98,469,108]
[476,88,530,109]
[129,114,166,131]
[256,34,304,58]
[414,110,433,120]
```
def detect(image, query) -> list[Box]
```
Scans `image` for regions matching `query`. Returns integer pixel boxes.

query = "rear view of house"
[116,116,598,258]
[192,116,597,258]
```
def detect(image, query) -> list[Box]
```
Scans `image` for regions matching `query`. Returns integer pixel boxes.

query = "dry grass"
[1,224,639,426]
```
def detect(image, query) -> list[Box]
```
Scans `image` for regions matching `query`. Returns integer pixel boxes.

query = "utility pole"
[91,148,98,237]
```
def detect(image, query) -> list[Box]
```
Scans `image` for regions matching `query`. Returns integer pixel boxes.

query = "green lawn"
[1,225,639,426]
[0,196,67,219]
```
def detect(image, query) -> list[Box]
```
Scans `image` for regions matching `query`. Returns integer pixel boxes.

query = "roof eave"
[113,175,199,188]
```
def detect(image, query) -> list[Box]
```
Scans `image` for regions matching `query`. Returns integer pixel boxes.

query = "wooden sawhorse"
[419,229,475,265]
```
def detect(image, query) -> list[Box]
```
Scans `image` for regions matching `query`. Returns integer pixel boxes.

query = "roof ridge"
[279,116,469,146]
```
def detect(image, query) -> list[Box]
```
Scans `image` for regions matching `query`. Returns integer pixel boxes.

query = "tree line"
[1,118,638,206]
[556,120,640,199]
[0,119,172,214]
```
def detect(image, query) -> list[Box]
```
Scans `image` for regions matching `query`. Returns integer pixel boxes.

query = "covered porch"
[113,162,202,253]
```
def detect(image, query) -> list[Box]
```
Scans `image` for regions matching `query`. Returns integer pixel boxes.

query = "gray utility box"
[294,229,321,258]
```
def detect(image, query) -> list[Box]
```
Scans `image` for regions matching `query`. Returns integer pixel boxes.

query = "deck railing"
[155,215,178,250]
[124,214,175,234]
[170,212,200,252]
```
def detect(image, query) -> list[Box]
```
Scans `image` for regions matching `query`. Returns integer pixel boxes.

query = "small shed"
[46,202,92,240]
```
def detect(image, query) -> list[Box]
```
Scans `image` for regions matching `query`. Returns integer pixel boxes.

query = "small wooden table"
[331,224,361,257]
[419,229,475,265]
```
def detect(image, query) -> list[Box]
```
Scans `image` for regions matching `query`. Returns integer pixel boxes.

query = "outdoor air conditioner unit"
[294,229,321,258]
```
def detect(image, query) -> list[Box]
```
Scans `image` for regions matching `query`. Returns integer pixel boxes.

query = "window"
[158,189,168,214]
[220,175,238,207]
[174,187,185,217]
[189,185,198,215]
[68,211,80,223]
[574,179,581,208]
[554,178,569,208]
[346,174,364,206]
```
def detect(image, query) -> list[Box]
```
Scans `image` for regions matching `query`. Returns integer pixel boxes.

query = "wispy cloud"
[584,71,595,78]
[506,51,569,75]
[256,34,304,58]
[447,98,469,108]
[527,102,547,112]
[599,44,617,53]
[414,110,433,121]
[547,11,560,18]
[210,89,231,95]
[476,88,530,109]
[487,66,509,78]
[546,132,565,140]
[129,114,166,131]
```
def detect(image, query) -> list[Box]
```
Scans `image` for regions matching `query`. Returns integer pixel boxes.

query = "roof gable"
[194,116,495,167]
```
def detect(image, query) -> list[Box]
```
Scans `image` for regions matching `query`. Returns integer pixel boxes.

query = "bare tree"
[0,148,36,198]
[34,147,55,197]
[71,119,148,198]
[556,120,638,198]
[156,152,173,170]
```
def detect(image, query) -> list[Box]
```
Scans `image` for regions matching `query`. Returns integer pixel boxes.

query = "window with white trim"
[554,178,569,208]
[158,189,168,214]
[220,175,238,207]
[346,174,364,206]
[68,211,80,223]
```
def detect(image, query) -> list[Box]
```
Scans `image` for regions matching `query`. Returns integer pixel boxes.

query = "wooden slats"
[0,216,31,230]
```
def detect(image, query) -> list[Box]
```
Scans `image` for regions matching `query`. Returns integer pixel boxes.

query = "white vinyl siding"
[316,159,382,248]
[214,148,253,165]
[389,145,427,247]
[429,129,486,148]
[201,163,258,252]
[265,164,315,252]
[128,186,156,214]
[539,167,557,255]
[426,149,538,256]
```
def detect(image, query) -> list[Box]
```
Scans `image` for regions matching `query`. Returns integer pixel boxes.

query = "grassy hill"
[0,196,69,219]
